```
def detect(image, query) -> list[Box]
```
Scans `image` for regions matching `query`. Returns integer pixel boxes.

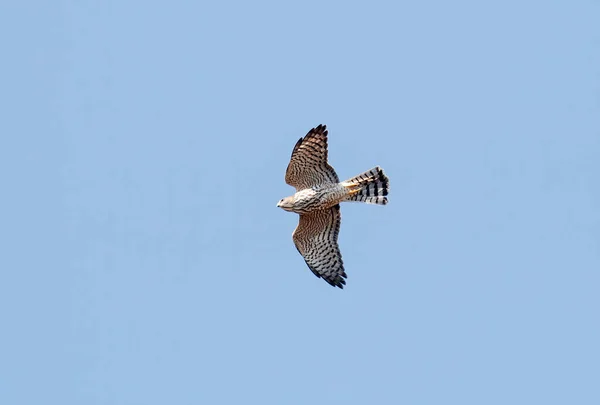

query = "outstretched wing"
[292,204,346,288]
[285,124,339,190]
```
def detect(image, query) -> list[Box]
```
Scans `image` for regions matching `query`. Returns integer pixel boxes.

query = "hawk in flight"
[277,124,389,288]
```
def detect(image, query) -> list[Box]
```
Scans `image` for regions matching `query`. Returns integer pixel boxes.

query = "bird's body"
[282,183,348,214]
[277,124,390,288]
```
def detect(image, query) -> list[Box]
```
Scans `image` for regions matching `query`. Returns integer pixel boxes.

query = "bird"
[277,124,389,288]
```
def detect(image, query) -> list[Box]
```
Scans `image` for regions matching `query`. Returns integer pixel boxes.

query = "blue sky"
[2,1,599,404]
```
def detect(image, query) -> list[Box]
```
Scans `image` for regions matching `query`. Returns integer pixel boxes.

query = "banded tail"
[343,166,390,205]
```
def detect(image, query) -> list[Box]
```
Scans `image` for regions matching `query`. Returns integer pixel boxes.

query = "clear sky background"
[1,1,599,404]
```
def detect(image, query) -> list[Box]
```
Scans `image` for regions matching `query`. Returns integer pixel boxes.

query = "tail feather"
[343,167,389,205]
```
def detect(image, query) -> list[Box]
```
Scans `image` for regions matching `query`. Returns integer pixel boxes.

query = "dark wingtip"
[310,124,327,136]
[330,272,347,289]
[324,275,347,289]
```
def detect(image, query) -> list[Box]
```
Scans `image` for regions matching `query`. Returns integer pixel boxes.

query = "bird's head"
[277,196,295,212]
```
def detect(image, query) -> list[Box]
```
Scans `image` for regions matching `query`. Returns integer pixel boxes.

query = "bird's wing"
[293,204,346,288]
[285,124,339,190]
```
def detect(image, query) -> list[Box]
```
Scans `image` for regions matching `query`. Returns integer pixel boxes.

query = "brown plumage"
[277,124,390,289]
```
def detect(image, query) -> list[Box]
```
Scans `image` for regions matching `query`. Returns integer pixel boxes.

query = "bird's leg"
[344,183,362,196]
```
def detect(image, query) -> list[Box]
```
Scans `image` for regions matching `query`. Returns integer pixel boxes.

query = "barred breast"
[292,184,348,214]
